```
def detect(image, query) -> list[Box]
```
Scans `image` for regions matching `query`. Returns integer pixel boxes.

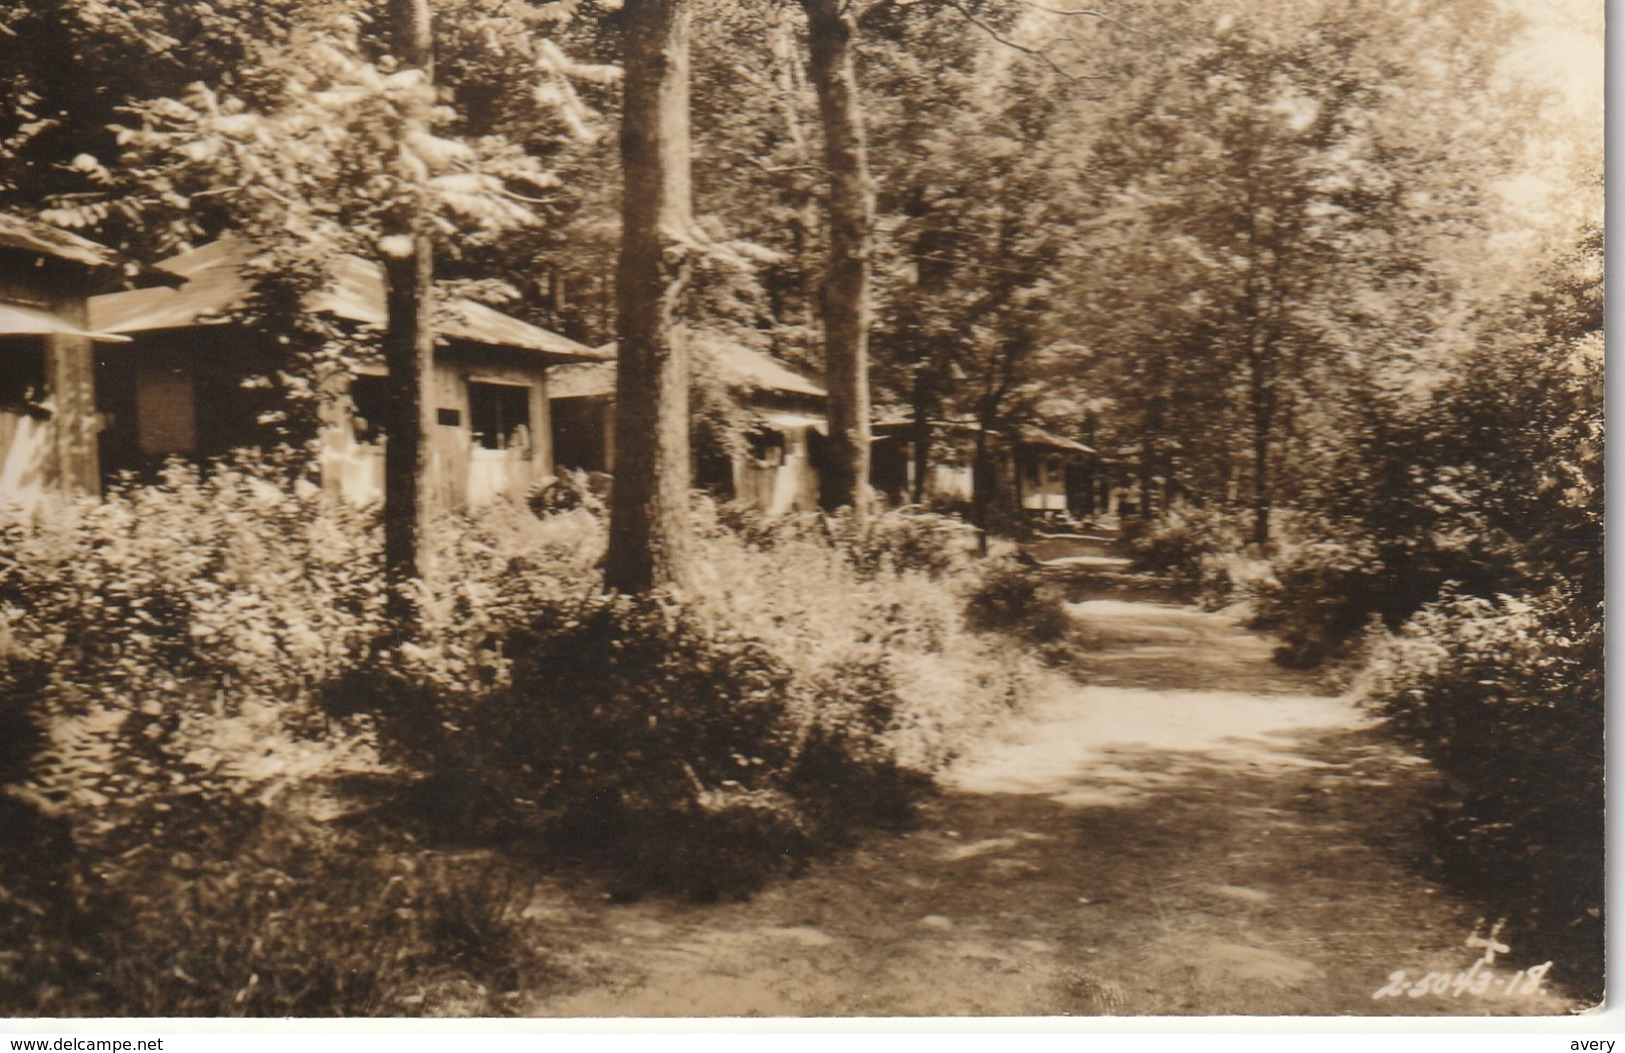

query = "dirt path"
[523,596,1582,1017]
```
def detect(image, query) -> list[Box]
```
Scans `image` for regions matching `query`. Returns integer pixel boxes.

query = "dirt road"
[524,595,1583,1017]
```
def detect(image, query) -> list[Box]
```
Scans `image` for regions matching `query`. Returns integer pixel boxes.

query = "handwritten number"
[1520,961,1553,995]
[1373,970,1409,999]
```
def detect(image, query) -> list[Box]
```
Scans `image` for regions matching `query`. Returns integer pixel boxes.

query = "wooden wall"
[321,350,555,510]
[733,422,821,515]
[0,267,100,506]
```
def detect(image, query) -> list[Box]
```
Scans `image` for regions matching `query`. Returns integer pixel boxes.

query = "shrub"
[360,589,901,899]
[0,458,551,1016]
[710,503,976,579]
[1191,549,1275,611]
[0,457,385,722]
[1,813,544,1016]
[787,651,927,833]
[964,558,1071,646]
[526,469,609,518]
[338,497,1036,896]
[824,508,978,579]
[1125,505,1245,582]
[1248,527,1389,667]
[407,580,966,897]
[1363,588,1602,987]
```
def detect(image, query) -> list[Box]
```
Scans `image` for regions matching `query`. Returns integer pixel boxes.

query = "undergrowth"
[0,459,1043,1013]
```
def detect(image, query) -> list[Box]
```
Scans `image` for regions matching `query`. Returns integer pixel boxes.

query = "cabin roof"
[0,213,129,272]
[700,334,826,398]
[558,337,827,401]
[871,417,1096,455]
[0,302,130,342]
[87,236,609,363]
[548,360,615,399]
[1016,425,1096,455]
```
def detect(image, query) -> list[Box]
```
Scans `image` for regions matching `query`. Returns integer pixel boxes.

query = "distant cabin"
[87,237,607,508]
[551,337,828,515]
[870,419,1099,520]
[0,214,170,508]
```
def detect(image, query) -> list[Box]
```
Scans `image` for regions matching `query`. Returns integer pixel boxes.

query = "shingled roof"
[88,236,609,363]
[0,213,128,272]
[554,336,826,401]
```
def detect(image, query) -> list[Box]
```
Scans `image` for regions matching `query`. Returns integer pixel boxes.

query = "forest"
[0,0,1603,1017]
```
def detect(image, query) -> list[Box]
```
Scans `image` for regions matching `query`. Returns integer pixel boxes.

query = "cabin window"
[468,381,531,450]
[746,427,784,468]
[349,374,390,445]
[0,337,46,414]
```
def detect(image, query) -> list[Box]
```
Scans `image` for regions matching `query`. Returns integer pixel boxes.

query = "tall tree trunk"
[604,0,694,594]
[909,372,931,506]
[1248,342,1272,548]
[381,0,436,630]
[1137,420,1155,519]
[971,417,992,556]
[802,0,872,515]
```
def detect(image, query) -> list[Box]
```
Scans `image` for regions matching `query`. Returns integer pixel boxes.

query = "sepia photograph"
[0,0,1604,1024]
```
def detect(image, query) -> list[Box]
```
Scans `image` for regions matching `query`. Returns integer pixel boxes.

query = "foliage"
[1,454,1040,920]
[1048,0,1533,538]
[1361,589,1602,987]
[0,457,559,1016]
[963,558,1070,648]
[0,809,544,1016]
[1245,523,1389,668]
[1327,225,1599,987]
[1124,506,1246,583]
[713,503,977,580]
[527,468,610,518]
[456,591,811,897]
[362,499,1033,896]
[0,459,387,837]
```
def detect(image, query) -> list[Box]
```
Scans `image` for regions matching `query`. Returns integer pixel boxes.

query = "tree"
[1050,0,1531,544]
[379,0,438,627]
[800,0,874,514]
[603,0,696,593]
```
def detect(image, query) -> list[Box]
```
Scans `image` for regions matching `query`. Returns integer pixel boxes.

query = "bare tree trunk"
[802,0,872,515]
[1248,342,1272,548]
[604,0,694,594]
[971,418,992,556]
[381,0,436,630]
[1137,427,1155,519]
[910,376,931,505]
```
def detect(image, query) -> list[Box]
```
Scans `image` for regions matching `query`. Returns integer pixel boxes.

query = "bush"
[1,813,544,1016]
[964,559,1071,647]
[372,586,935,899]
[0,458,546,1016]
[526,469,609,518]
[339,497,1035,896]
[1190,549,1275,611]
[1363,588,1602,988]
[710,503,976,579]
[0,457,385,722]
[1247,526,1389,667]
[1125,506,1245,582]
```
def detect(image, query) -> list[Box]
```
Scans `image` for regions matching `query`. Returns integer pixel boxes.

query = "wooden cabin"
[1012,424,1097,516]
[0,214,165,509]
[87,238,607,508]
[551,336,828,515]
[871,419,1097,520]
